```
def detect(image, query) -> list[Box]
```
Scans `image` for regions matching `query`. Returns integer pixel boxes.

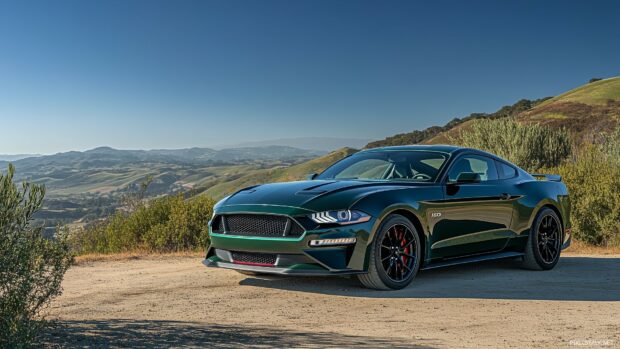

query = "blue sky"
[1,0,619,154]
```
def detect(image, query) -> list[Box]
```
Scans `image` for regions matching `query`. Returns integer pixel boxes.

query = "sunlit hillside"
[203,147,358,199]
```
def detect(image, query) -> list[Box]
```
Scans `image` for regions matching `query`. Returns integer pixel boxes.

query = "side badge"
[431,212,442,218]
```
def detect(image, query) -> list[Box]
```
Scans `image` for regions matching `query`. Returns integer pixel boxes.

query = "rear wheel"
[357,214,422,290]
[522,208,562,270]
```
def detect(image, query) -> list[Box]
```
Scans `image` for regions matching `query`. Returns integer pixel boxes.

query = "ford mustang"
[203,145,571,290]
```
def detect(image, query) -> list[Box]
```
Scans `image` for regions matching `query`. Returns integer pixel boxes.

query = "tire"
[357,214,422,290]
[522,207,562,270]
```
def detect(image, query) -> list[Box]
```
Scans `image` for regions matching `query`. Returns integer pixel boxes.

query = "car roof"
[361,144,464,154]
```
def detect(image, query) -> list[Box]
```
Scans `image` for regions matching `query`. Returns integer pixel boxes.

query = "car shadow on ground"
[239,256,620,301]
[41,320,438,349]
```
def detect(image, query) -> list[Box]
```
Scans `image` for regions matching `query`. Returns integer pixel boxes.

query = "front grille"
[217,214,304,238]
[231,251,277,266]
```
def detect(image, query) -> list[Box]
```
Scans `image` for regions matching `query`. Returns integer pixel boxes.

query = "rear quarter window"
[497,161,518,179]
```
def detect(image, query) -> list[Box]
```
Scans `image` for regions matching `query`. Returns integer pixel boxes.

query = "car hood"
[220,180,417,212]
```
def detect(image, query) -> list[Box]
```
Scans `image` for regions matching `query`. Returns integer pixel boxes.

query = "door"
[428,154,515,259]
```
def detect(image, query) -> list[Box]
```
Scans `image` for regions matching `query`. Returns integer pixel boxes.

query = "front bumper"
[205,217,375,275]
[202,258,365,276]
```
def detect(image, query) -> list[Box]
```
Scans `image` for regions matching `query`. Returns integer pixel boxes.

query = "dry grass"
[563,239,620,255]
[74,250,204,265]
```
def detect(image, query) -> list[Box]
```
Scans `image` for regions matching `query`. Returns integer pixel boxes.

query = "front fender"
[350,186,443,267]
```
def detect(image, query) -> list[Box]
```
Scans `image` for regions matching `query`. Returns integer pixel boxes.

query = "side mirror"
[455,172,481,184]
[306,173,318,180]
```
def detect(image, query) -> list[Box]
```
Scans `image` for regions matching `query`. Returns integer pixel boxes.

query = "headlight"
[309,210,371,225]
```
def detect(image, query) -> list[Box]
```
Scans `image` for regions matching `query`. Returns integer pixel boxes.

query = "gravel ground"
[44,253,620,348]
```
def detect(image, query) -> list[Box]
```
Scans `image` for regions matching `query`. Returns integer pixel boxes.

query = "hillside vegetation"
[451,117,620,247]
[368,77,620,148]
[519,77,620,138]
[0,146,323,230]
[366,98,549,148]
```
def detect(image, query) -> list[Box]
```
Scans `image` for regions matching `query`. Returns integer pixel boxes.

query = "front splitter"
[202,259,365,276]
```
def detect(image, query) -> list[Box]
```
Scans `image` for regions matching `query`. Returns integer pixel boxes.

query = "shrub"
[453,118,572,171]
[554,143,620,247]
[455,119,620,247]
[71,194,215,254]
[0,164,73,348]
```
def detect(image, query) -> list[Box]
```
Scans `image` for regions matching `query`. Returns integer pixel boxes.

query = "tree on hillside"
[0,164,73,348]
[589,78,603,83]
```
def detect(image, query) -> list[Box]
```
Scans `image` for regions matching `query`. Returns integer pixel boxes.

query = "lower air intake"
[231,251,277,266]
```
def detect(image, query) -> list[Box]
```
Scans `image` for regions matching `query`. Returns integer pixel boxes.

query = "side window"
[497,161,518,179]
[448,155,499,182]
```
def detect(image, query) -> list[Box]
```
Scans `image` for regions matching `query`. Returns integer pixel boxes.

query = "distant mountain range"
[1,145,324,169]
[0,154,41,161]
[215,137,372,151]
[0,145,324,199]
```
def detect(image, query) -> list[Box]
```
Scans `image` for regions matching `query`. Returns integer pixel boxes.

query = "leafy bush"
[554,145,620,246]
[455,119,620,247]
[454,118,572,171]
[0,164,73,348]
[71,194,215,254]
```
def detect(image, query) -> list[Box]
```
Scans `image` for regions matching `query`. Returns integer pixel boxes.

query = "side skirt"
[421,251,524,271]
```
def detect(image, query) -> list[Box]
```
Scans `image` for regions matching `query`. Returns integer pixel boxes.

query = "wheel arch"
[532,203,565,242]
[529,200,564,232]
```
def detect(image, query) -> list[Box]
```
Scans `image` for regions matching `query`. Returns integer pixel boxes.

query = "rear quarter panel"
[512,179,570,237]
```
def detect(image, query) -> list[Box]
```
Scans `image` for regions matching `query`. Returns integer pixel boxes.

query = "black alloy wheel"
[522,207,563,270]
[357,214,421,290]
[380,224,417,282]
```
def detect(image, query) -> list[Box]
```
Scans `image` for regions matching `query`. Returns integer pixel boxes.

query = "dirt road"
[44,254,620,348]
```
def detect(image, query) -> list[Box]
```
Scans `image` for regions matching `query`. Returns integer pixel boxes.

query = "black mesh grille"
[231,251,277,265]
[219,214,304,238]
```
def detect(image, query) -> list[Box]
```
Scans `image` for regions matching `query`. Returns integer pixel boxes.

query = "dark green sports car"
[204,145,571,290]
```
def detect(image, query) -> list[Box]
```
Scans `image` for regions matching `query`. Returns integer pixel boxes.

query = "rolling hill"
[203,147,358,199]
[518,77,620,136]
[368,77,620,147]
[201,77,620,202]
[0,145,324,197]
[0,145,324,226]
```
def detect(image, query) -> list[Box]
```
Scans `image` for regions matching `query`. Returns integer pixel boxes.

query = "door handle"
[499,193,511,200]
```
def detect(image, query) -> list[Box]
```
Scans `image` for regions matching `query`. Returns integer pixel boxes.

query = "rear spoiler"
[531,173,562,182]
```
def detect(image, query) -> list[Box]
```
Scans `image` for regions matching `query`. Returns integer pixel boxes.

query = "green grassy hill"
[371,77,620,147]
[537,77,620,107]
[518,77,620,137]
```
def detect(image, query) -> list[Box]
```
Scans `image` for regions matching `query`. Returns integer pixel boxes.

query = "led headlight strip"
[309,238,357,247]
[309,210,370,225]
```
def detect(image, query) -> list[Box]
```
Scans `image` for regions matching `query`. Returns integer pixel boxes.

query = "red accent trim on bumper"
[233,260,275,267]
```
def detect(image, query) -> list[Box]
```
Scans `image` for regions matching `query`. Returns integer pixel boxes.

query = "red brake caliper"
[400,227,408,266]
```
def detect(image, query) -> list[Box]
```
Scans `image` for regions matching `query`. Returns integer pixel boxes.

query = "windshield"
[317,150,448,182]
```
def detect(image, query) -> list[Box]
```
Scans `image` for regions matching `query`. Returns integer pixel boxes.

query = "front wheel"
[522,208,562,270]
[357,214,422,290]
